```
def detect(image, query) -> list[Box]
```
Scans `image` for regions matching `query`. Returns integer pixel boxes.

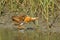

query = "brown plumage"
[12,14,38,30]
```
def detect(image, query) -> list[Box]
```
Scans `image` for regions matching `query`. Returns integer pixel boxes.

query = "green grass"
[0,27,60,40]
[0,0,60,40]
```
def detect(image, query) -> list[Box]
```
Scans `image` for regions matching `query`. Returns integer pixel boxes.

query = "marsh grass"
[0,0,60,40]
[0,27,60,40]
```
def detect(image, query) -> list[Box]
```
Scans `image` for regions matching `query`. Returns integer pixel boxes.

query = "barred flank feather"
[12,15,38,30]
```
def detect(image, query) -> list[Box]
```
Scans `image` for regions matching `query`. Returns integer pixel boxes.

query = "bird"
[12,14,38,30]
